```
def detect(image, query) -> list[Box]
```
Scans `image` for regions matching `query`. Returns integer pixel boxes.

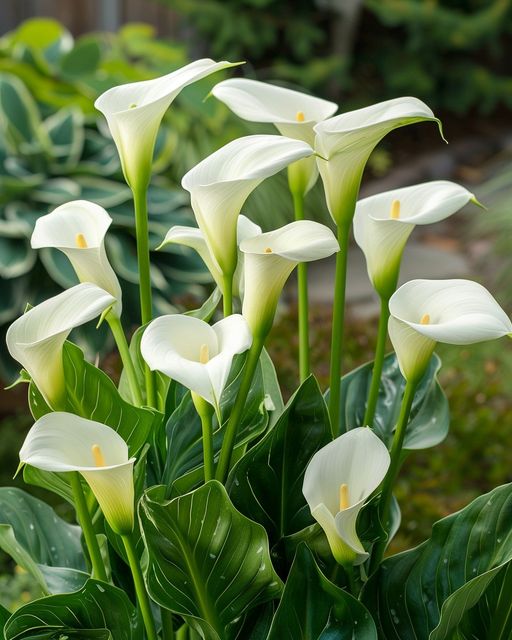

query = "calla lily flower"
[388,279,512,382]
[19,413,135,535]
[95,59,236,190]
[31,200,122,315]
[160,214,262,297]
[181,135,313,277]
[140,314,252,414]
[240,220,339,338]
[353,181,477,298]
[212,78,337,195]
[303,427,390,566]
[314,97,441,226]
[6,284,115,409]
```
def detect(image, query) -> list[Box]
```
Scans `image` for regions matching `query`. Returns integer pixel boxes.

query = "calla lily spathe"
[6,284,115,408]
[181,135,313,277]
[353,181,477,298]
[160,214,262,297]
[31,200,122,314]
[389,279,512,382]
[212,78,337,195]
[303,427,390,566]
[19,413,135,535]
[95,59,236,190]
[314,97,441,226]
[240,220,339,338]
[140,314,252,413]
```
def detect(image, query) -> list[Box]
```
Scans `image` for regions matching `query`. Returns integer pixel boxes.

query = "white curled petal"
[31,200,122,313]
[388,316,437,382]
[389,279,512,344]
[6,284,115,407]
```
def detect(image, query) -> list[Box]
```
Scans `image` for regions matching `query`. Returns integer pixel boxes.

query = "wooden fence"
[0,0,181,36]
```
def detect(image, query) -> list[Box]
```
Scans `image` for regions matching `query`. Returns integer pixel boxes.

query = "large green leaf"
[227,376,331,544]
[267,544,377,639]
[29,342,156,456]
[0,487,86,594]
[336,352,449,449]
[139,481,282,640]
[4,579,142,640]
[163,355,268,495]
[364,483,512,639]
[0,237,35,278]
[0,73,47,151]
[0,603,10,629]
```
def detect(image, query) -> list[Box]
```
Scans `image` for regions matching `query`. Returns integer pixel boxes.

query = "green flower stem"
[489,562,512,639]
[176,625,187,640]
[371,378,418,569]
[328,223,350,438]
[132,186,157,408]
[363,296,391,428]
[222,271,234,317]
[160,607,175,640]
[292,191,310,382]
[192,393,215,482]
[107,313,143,407]
[122,534,158,640]
[69,472,108,583]
[215,336,264,483]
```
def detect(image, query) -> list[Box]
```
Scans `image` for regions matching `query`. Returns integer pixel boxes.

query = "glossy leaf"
[139,481,282,640]
[364,483,512,640]
[164,355,268,495]
[0,487,86,594]
[29,341,155,456]
[267,544,377,640]
[0,603,10,629]
[4,579,142,640]
[336,352,449,449]
[227,376,331,544]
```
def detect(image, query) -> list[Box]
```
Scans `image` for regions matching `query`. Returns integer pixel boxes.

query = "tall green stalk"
[292,192,310,382]
[160,607,175,640]
[328,223,350,438]
[363,297,390,427]
[371,378,418,569]
[215,336,264,483]
[192,393,215,482]
[69,472,107,583]
[107,313,143,407]
[122,534,158,640]
[222,272,234,317]
[132,186,156,407]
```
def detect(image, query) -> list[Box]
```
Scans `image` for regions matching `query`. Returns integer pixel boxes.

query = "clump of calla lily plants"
[2,59,512,640]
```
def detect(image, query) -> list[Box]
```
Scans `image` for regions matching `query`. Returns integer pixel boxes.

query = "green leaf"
[60,38,101,76]
[227,376,331,544]
[139,482,282,640]
[0,73,47,151]
[267,544,377,639]
[28,342,156,456]
[259,347,284,427]
[364,483,512,640]
[0,487,86,594]
[45,107,84,169]
[32,178,81,205]
[75,176,131,208]
[338,353,449,449]
[0,602,10,628]
[0,237,36,278]
[4,579,142,640]
[164,355,268,495]
[185,286,222,321]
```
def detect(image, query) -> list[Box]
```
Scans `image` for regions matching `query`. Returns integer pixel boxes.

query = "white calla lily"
[6,284,115,408]
[314,97,441,226]
[95,59,236,190]
[389,279,512,381]
[140,314,252,413]
[181,135,313,277]
[160,214,262,297]
[31,200,122,314]
[212,78,337,195]
[303,427,390,566]
[353,181,477,298]
[240,220,339,338]
[19,413,135,534]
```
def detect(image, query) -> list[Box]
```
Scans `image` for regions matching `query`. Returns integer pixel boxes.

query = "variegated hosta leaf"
[139,481,282,640]
[363,483,512,639]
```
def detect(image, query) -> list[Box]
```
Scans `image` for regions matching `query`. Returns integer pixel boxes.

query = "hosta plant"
[3,59,512,640]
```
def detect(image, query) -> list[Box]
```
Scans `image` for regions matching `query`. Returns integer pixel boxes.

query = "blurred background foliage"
[0,0,512,600]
